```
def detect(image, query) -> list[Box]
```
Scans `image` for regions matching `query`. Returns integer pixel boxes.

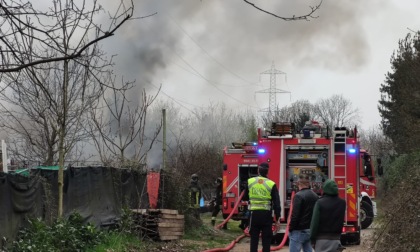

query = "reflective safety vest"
[189,184,201,208]
[248,176,275,211]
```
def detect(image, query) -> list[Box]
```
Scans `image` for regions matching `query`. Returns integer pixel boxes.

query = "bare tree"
[0,0,140,218]
[359,126,394,159]
[313,94,360,131]
[89,80,162,169]
[162,102,257,187]
[260,100,314,131]
[0,49,109,217]
[243,0,322,21]
[185,103,257,148]
[0,58,99,167]
[0,0,138,73]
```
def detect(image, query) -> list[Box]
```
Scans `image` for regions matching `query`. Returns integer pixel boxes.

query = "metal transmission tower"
[256,62,290,114]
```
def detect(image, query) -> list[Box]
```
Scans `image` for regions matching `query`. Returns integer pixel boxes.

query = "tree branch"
[243,0,322,21]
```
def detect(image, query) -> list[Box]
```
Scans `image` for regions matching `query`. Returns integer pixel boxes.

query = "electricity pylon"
[256,62,291,115]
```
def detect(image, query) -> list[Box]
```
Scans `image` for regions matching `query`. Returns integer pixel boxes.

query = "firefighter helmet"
[191,174,199,180]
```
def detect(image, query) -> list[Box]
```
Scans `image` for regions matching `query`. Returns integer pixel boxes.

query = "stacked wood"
[132,209,184,241]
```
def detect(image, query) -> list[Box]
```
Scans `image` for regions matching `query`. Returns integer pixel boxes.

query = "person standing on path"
[211,177,227,228]
[310,179,346,252]
[289,174,319,252]
[188,173,202,221]
[246,162,281,252]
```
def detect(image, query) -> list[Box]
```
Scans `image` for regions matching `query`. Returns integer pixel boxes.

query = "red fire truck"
[222,121,376,244]
[221,141,259,224]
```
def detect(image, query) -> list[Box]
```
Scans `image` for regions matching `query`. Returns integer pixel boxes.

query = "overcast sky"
[102,0,420,130]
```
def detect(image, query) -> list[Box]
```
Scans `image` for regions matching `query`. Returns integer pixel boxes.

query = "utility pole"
[161,108,167,209]
[256,62,290,115]
[162,109,167,171]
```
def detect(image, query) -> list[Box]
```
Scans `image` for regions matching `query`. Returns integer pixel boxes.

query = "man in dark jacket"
[289,174,319,252]
[246,162,281,252]
[310,179,346,252]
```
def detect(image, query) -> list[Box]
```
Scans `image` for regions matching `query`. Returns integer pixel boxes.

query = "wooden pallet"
[132,209,184,241]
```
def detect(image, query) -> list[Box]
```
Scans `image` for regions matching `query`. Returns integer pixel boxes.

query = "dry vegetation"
[371,152,420,251]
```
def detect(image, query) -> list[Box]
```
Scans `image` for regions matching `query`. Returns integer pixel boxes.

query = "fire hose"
[203,191,296,252]
[215,190,246,230]
[265,191,295,252]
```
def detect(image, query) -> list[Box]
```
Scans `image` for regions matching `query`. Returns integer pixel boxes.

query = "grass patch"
[180,213,245,251]
[10,211,246,252]
[86,213,245,252]
[87,232,142,252]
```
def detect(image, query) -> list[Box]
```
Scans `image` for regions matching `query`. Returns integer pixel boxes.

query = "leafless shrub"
[372,153,420,251]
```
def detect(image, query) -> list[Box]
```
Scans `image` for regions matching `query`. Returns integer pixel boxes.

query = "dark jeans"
[289,229,312,252]
[249,210,273,252]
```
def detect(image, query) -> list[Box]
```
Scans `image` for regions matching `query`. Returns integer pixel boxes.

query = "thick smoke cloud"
[103,1,377,100]
[98,0,385,167]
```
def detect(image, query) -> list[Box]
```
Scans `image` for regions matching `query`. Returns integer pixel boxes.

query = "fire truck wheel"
[360,200,374,229]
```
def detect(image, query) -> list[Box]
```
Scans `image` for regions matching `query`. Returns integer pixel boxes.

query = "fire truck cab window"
[239,165,258,191]
[363,153,373,177]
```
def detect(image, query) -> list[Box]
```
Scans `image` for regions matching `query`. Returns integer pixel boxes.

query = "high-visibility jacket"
[189,183,201,208]
[248,176,275,211]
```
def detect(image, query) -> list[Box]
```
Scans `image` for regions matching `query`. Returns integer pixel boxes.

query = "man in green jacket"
[310,179,346,252]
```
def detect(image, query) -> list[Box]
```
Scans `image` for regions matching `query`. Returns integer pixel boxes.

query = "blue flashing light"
[258,148,266,154]
[348,148,356,154]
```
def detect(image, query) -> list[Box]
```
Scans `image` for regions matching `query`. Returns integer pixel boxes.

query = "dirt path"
[228,225,377,252]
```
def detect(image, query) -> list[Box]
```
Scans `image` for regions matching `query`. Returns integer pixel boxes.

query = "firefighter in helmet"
[211,177,226,228]
[188,173,202,220]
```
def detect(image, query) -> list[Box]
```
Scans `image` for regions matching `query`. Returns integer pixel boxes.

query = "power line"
[146,80,201,116]
[172,49,260,109]
[168,15,256,86]
[169,59,260,88]
[139,12,261,110]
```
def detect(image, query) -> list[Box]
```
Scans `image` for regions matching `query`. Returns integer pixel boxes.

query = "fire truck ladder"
[333,128,348,221]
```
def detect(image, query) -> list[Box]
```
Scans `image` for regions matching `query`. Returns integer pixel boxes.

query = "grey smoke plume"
[103,0,377,88]
[98,0,392,153]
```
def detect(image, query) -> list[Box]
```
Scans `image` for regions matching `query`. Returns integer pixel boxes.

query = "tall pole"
[161,109,167,209]
[162,109,167,171]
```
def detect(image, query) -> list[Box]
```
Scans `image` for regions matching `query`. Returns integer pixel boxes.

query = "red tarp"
[147,171,160,209]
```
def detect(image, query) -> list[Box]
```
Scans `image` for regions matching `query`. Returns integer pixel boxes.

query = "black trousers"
[249,210,273,252]
[211,203,220,218]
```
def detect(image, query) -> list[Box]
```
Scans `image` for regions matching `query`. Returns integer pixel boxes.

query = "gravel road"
[229,225,377,252]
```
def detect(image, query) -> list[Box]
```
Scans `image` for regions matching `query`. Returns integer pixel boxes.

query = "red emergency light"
[342,226,357,233]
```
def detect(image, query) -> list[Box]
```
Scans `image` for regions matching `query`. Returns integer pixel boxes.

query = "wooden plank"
[160,214,185,219]
[158,209,179,215]
[159,218,184,224]
[132,209,181,215]
[131,209,184,218]
[158,227,184,233]
[159,235,183,241]
[136,209,179,215]
[159,231,184,236]
[158,222,184,228]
